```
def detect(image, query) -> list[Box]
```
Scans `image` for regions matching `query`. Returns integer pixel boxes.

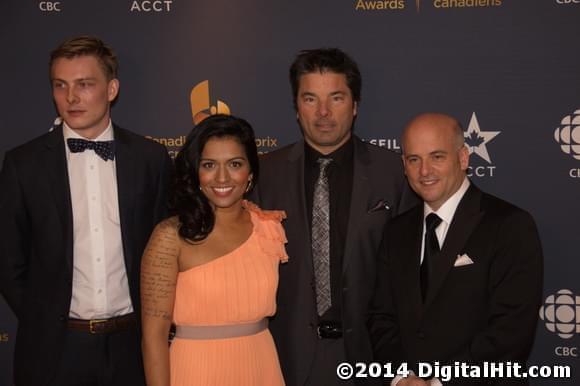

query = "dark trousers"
[305,337,354,386]
[48,327,145,386]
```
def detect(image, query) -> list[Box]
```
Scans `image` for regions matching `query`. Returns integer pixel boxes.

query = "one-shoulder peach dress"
[169,202,287,386]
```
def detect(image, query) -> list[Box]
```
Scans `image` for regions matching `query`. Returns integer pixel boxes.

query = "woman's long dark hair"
[172,114,259,242]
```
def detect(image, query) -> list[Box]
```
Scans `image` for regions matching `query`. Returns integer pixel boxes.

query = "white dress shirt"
[64,122,133,319]
[393,177,470,386]
[420,177,471,263]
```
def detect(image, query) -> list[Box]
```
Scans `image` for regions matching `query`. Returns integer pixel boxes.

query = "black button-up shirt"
[304,136,354,322]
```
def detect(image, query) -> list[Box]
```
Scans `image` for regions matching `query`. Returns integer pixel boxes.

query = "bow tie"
[67,138,115,161]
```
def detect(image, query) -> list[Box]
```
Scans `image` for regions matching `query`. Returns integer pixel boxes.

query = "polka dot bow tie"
[67,138,115,161]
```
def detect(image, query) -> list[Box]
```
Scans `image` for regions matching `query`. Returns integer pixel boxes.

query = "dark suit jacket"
[0,125,173,386]
[256,136,417,385]
[369,183,543,385]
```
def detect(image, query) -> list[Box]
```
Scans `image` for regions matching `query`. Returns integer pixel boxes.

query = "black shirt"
[304,136,354,322]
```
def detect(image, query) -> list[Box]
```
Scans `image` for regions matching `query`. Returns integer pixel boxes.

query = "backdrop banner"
[1,1,579,385]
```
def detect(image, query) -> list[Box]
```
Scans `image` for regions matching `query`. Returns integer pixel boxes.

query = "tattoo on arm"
[141,222,179,321]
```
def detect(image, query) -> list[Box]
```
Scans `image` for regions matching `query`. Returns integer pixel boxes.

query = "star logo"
[464,112,500,164]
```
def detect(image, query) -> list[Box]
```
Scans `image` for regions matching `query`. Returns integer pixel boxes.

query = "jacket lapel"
[42,126,74,271]
[342,137,371,274]
[113,126,137,275]
[286,140,310,238]
[397,207,425,315]
[423,184,484,310]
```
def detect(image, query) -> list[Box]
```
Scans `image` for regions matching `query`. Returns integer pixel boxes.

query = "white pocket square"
[454,253,474,267]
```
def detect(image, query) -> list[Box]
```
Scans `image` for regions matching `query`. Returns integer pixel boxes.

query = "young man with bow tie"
[0,36,172,386]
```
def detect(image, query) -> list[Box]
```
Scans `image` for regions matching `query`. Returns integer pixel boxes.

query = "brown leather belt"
[67,313,137,334]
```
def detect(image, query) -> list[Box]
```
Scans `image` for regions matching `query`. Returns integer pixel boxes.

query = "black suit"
[369,183,543,385]
[256,136,416,385]
[0,125,172,386]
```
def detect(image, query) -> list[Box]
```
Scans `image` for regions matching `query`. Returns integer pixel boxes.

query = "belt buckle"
[89,319,108,334]
[317,322,342,339]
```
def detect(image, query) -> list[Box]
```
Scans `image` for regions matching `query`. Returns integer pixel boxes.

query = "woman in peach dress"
[141,114,287,386]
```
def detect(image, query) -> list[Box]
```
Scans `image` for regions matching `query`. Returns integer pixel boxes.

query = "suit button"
[345,328,353,334]
[342,286,348,292]
[59,315,66,322]
[417,330,425,339]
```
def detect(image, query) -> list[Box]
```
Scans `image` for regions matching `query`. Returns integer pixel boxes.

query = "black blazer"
[369,183,543,385]
[256,136,417,385]
[0,125,172,386]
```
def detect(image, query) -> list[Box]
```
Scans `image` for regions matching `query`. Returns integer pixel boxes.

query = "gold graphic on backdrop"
[431,0,502,9]
[355,0,501,12]
[355,0,404,10]
[190,80,231,124]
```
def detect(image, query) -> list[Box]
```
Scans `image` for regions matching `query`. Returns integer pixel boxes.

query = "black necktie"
[312,158,332,316]
[420,213,442,302]
[67,138,115,161]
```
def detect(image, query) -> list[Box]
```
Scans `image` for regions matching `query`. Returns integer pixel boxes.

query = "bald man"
[368,113,543,386]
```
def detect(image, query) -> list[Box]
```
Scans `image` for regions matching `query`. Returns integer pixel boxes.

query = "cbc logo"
[555,347,578,357]
[39,1,61,11]
[539,289,580,339]
[554,109,580,160]
[556,0,580,3]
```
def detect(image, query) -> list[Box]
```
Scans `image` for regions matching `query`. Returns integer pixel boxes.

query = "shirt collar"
[424,177,470,225]
[63,120,114,141]
[304,135,354,167]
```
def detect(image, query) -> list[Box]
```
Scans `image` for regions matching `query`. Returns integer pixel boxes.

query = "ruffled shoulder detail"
[243,200,286,221]
[243,200,289,263]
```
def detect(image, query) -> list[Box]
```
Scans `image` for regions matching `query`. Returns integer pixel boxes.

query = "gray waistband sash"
[175,319,268,340]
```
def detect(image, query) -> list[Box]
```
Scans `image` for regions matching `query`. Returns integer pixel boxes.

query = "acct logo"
[130,0,173,12]
[554,109,580,161]
[464,112,500,178]
[190,80,231,125]
[539,289,580,339]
